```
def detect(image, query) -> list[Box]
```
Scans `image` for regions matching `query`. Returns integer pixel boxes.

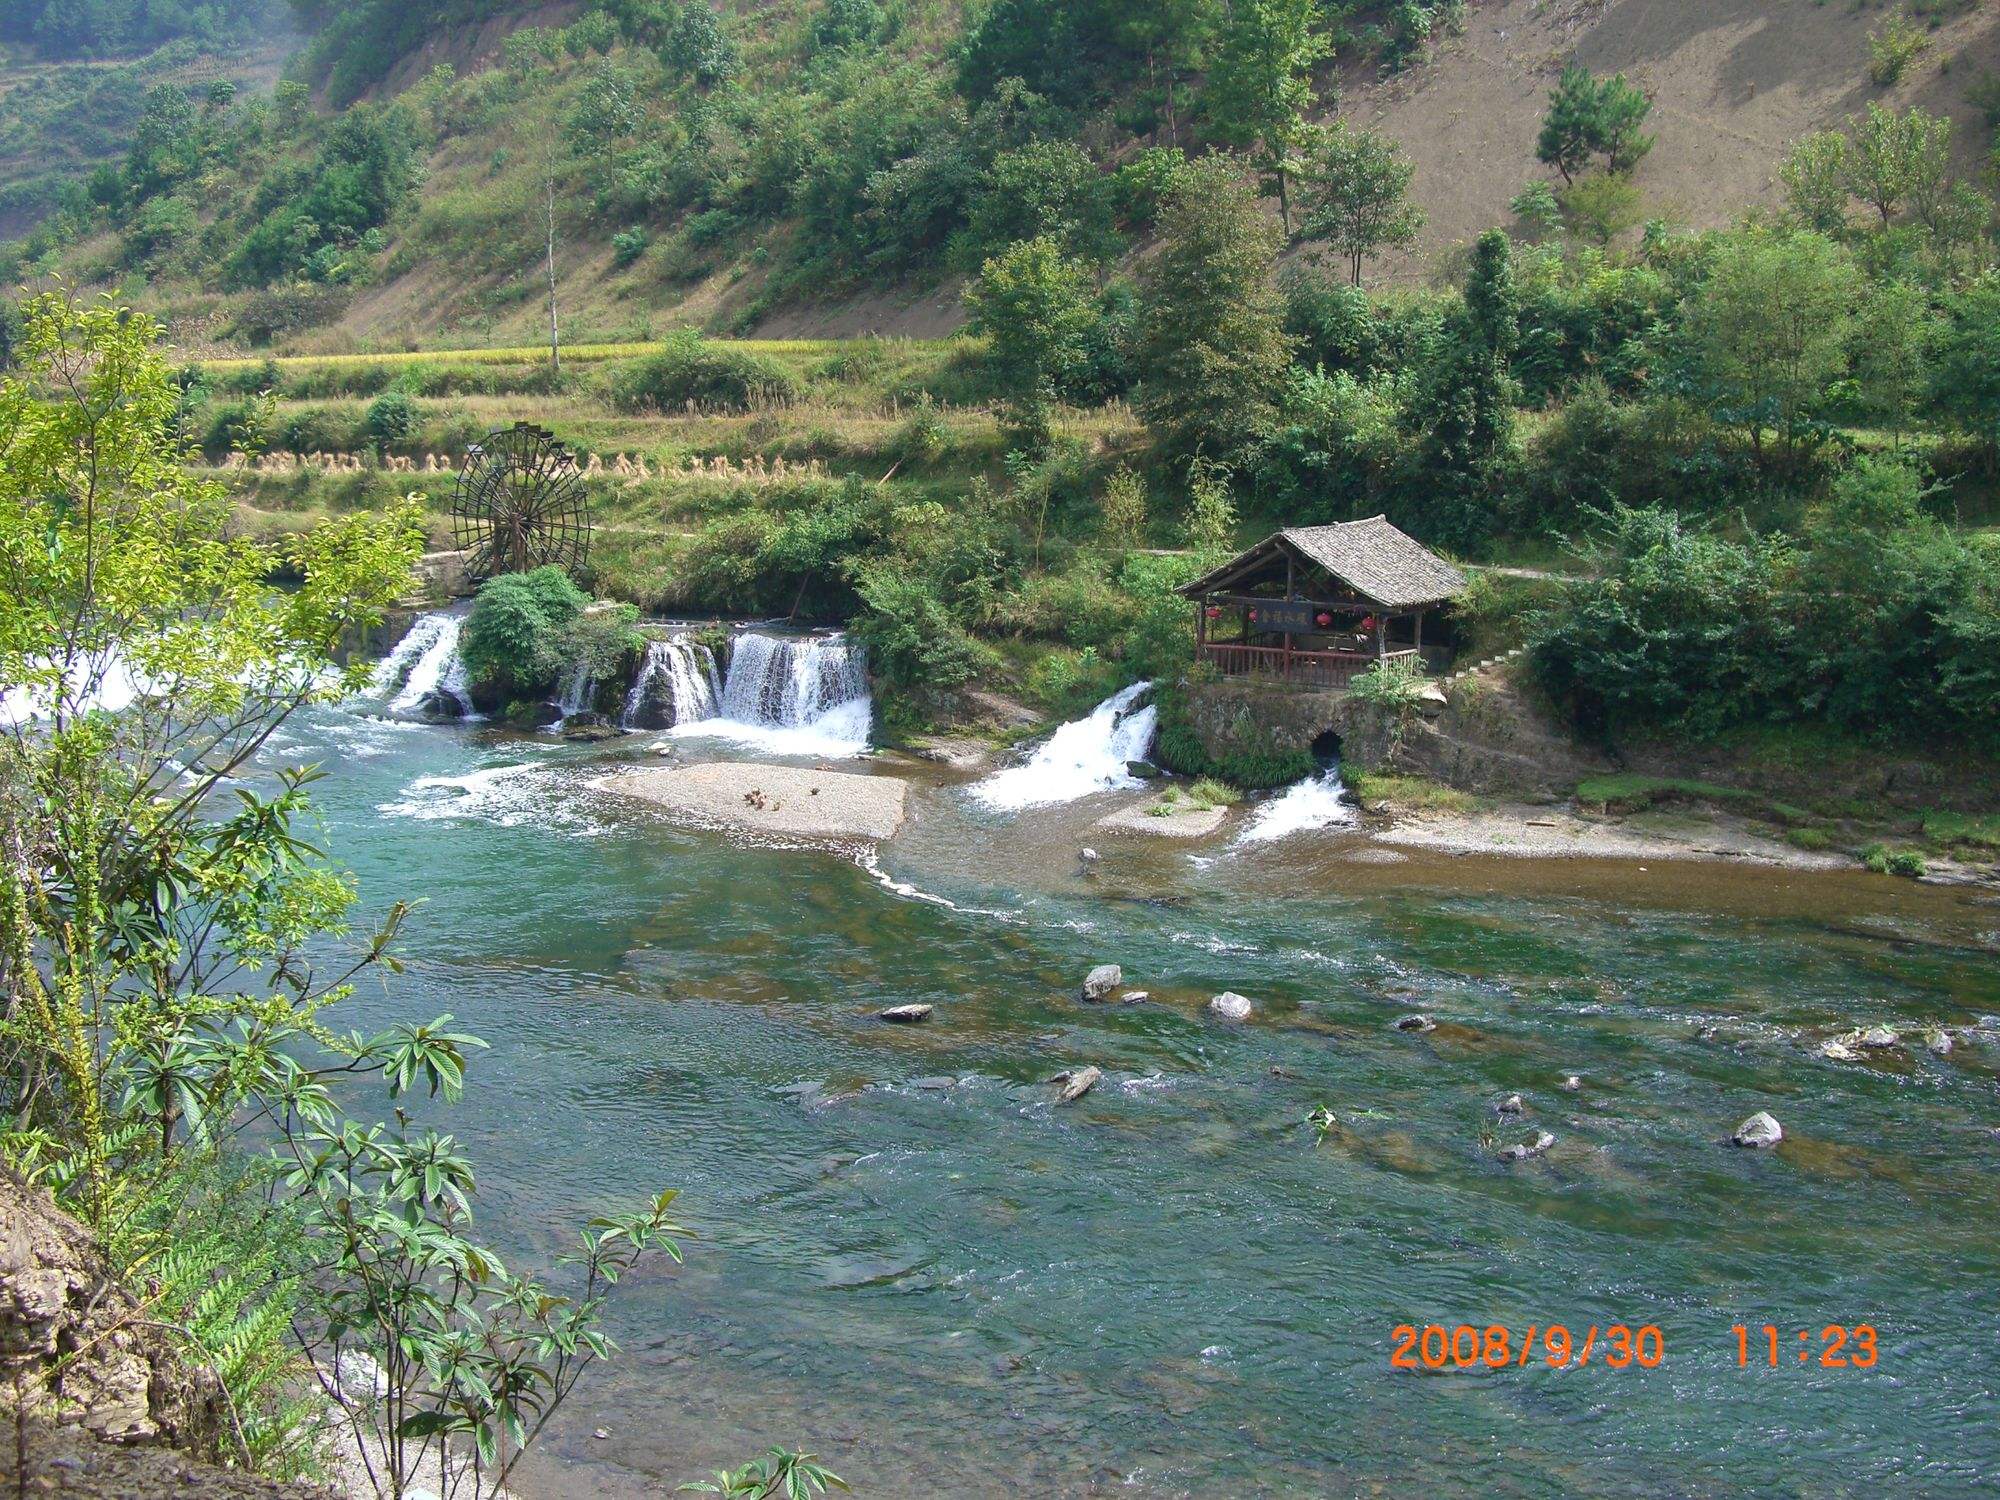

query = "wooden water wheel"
[451,422,590,583]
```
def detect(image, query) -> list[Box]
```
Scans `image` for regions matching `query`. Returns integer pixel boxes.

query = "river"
[265,695,2000,1498]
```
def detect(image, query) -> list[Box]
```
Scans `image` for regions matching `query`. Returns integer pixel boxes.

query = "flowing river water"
[263,687,2000,1498]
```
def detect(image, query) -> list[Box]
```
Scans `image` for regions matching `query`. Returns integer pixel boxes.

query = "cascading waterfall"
[970,681,1157,812]
[621,638,722,729]
[667,631,873,756]
[378,612,473,718]
[1237,764,1357,843]
[553,659,596,720]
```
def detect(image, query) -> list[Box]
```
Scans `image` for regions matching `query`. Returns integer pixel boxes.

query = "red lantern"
[1248,609,1258,622]
[1360,614,1377,633]
[1315,611,1332,628]
[1205,606,1222,620]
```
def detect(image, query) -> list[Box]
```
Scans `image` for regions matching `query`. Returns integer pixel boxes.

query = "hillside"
[2,0,1995,350]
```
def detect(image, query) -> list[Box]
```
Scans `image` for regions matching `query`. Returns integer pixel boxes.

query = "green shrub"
[611,227,650,267]
[1863,843,1927,878]
[459,566,589,701]
[1867,15,1930,87]
[850,566,998,692]
[1347,654,1428,711]
[609,331,798,412]
[366,390,420,447]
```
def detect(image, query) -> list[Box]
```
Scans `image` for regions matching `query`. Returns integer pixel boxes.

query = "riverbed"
[270,698,2000,1498]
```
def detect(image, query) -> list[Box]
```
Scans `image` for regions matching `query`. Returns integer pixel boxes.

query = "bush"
[459,566,590,701]
[849,566,998,692]
[366,390,420,447]
[611,227,649,267]
[1863,843,1927,878]
[609,331,798,412]
[1867,15,1930,87]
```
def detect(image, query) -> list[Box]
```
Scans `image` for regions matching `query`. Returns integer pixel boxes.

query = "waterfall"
[621,637,721,729]
[553,659,596,720]
[370,611,473,719]
[969,681,1157,812]
[667,631,872,756]
[1237,765,1356,844]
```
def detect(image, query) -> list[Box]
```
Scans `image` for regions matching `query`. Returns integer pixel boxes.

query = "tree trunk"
[545,164,561,379]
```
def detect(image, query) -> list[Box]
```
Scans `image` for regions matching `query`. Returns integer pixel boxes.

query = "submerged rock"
[1559,1074,1582,1092]
[1054,1066,1102,1104]
[1497,1094,1525,1115]
[879,1003,933,1023]
[1126,759,1163,780]
[1819,1039,1860,1062]
[1732,1111,1784,1149]
[561,711,621,742]
[1927,1030,1954,1056]
[1498,1131,1555,1162]
[1393,1013,1436,1033]
[1858,1025,1899,1049]
[1121,989,1151,1004]
[1082,964,1123,1001]
[1208,991,1254,1022]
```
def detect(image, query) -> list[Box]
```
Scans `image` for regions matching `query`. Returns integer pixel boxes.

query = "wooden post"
[1375,613,1386,660]
[1283,554,1294,680]
[1414,609,1424,660]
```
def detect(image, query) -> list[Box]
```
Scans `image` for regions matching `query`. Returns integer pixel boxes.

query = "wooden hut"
[1175,517,1467,690]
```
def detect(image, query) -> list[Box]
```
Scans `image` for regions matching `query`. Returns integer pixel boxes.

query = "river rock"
[1120,989,1150,1004]
[521,700,563,727]
[1732,1111,1784,1149]
[1126,759,1162,780]
[561,711,621,742]
[1927,1030,1953,1056]
[1082,964,1123,1001]
[879,1003,933,1023]
[1559,1074,1582,1092]
[1858,1025,1898,1049]
[1819,1039,1860,1062]
[416,690,465,720]
[1393,1013,1435,1033]
[1054,1066,1101,1104]
[1208,991,1254,1022]
[1498,1131,1555,1163]
[1496,1093,1524,1115]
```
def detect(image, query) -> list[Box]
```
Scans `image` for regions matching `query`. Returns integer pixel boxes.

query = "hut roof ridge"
[1177,515,1466,608]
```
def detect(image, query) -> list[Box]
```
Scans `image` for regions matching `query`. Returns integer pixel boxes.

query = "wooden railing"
[1197,642,1417,691]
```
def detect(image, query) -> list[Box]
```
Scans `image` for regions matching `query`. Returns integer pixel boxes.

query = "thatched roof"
[1176,517,1467,609]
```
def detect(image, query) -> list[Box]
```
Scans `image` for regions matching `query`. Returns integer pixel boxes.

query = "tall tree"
[964,234,1099,445]
[1134,157,1295,460]
[1299,121,1425,284]
[1202,0,1330,232]
[1685,231,1861,474]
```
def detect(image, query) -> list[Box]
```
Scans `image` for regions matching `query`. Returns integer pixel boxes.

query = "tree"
[1298,121,1425,284]
[1536,64,1599,184]
[1133,157,1295,460]
[964,235,1100,444]
[1201,0,1330,232]
[1536,64,1653,182]
[1684,231,1861,473]
[1780,130,1853,235]
[0,290,686,1498]
[1845,102,1944,228]
[1931,273,2000,455]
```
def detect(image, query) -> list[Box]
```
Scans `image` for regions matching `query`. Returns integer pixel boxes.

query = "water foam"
[969,681,1156,811]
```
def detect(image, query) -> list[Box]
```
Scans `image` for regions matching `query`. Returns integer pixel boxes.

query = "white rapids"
[970,681,1157,812]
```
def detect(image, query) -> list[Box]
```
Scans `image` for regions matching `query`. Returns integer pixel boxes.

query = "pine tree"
[1537,63,1599,184]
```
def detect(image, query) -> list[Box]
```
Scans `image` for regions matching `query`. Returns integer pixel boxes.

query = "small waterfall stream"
[667,632,873,756]
[375,612,473,718]
[1237,765,1356,843]
[621,638,722,729]
[970,681,1157,811]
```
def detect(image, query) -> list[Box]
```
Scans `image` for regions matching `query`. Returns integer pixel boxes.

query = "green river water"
[267,699,2000,1498]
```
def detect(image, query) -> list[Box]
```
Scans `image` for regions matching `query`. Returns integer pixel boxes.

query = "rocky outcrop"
[1177,667,1608,799]
[1,1168,327,1499]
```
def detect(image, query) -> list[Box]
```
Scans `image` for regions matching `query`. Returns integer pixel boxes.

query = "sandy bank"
[1371,804,1849,870]
[1095,797,1230,839]
[606,762,908,841]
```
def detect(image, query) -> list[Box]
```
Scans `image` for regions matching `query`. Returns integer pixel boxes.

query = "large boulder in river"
[416,690,465,720]
[1082,964,1122,1001]
[879,1003,933,1023]
[1732,1111,1784,1149]
[561,711,622,742]
[1208,992,1253,1022]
